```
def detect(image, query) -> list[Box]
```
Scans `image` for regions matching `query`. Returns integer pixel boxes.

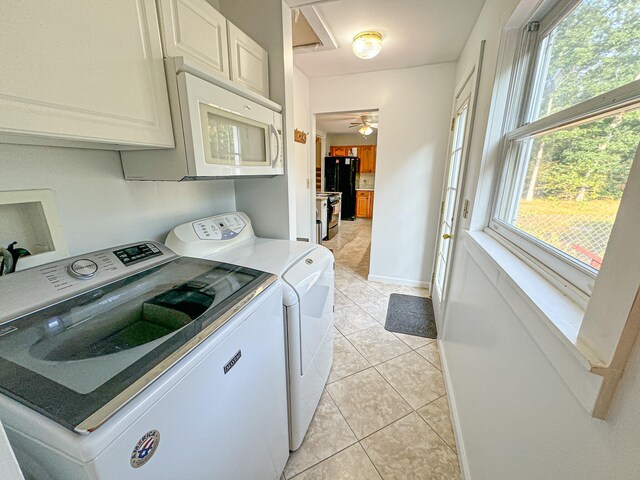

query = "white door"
[431,76,474,312]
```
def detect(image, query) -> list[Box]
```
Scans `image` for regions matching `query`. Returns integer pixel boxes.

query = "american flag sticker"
[130,429,161,468]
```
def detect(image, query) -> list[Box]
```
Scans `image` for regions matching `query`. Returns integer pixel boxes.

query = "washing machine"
[0,242,289,480]
[166,212,334,451]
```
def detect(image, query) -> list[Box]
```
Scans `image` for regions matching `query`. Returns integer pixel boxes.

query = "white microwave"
[122,69,283,181]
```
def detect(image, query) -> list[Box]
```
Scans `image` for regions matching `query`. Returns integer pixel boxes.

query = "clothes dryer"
[166,212,334,450]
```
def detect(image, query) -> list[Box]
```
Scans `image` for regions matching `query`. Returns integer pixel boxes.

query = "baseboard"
[439,340,471,480]
[367,274,430,289]
[433,294,443,333]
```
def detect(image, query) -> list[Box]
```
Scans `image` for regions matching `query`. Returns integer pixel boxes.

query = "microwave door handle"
[270,123,280,168]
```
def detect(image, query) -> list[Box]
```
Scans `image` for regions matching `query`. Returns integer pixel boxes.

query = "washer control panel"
[193,213,246,241]
[113,243,162,266]
[0,241,176,323]
[68,259,99,279]
[41,251,119,292]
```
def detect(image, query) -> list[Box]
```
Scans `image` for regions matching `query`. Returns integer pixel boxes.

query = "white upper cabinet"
[157,0,230,81]
[227,21,270,98]
[0,0,174,150]
[156,1,270,101]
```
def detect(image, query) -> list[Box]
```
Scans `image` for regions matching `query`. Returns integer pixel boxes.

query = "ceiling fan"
[349,115,378,136]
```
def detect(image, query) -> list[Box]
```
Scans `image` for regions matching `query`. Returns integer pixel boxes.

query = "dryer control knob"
[69,259,98,279]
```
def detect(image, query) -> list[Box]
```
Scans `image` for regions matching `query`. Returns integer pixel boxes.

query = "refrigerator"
[324,156,359,220]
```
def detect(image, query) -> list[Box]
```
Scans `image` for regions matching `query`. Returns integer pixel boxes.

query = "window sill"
[464,230,605,414]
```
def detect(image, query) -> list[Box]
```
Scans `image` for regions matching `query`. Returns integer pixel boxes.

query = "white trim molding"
[367,274,430,290]
[439,339,471,480]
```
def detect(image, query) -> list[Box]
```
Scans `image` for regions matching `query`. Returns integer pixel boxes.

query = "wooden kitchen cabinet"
[356,194,369,218]
[330,146,351,156]
[356,190,374,218]
[329,145,376,173]
[359,146,377,173]
[0,0,174,149]
[157,0,230,82]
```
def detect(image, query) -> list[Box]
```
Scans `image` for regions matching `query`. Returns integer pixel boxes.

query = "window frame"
[488,0,640,303]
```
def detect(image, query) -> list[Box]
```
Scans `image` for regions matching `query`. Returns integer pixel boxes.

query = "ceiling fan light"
[352,31,382,59]
[358,124,373,136]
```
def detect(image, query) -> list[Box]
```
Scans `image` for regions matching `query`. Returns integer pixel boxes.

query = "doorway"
[314,110,379,276]
[431,72,477,316]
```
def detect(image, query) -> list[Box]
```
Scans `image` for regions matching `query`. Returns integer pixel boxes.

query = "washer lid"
[0,257,274,433]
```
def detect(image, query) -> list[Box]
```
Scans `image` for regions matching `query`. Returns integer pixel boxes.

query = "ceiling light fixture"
[352,31,382,59]
[358,124,373,136]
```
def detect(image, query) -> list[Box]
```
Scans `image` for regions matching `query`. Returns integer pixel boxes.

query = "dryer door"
[282,247,334,375]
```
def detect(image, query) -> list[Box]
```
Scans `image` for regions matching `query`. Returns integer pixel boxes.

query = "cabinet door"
[331,146,349,156]
[356,195,369,218]
[359,146,376,173]
[227,21,269,97]
[157,0,230,80]
[0,0,173,149]
[359,147,369,172]
[370,146,377,172]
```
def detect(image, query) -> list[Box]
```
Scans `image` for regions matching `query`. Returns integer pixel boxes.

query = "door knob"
[442,233,452,240]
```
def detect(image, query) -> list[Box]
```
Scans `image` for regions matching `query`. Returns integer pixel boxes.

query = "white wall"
[204,0,220,10]
[293,66,312,240]
[326,132,378,151]
[441,0,640,478]
[0,144,235,255]
[310,63,456,287]
[444,246,640,479]
[219,0,297,240]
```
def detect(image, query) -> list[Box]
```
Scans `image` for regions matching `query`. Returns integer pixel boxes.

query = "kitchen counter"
[356,188,375,191]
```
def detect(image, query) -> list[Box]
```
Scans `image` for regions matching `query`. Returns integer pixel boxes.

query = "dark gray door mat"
[384,293,437,339]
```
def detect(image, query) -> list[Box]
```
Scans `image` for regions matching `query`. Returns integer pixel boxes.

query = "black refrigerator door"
[324,157,338,192]
[324,157,359,220]
[339,160,357,220]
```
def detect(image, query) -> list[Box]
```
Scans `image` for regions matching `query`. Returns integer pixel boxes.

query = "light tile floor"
[283,219,460,479]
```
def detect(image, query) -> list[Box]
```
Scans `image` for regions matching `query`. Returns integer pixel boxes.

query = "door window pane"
[500,108,640,270]
[530,0,640,121]
[434,103,469,291]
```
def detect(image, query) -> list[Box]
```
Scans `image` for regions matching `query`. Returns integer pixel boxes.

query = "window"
[491,0,640,296]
